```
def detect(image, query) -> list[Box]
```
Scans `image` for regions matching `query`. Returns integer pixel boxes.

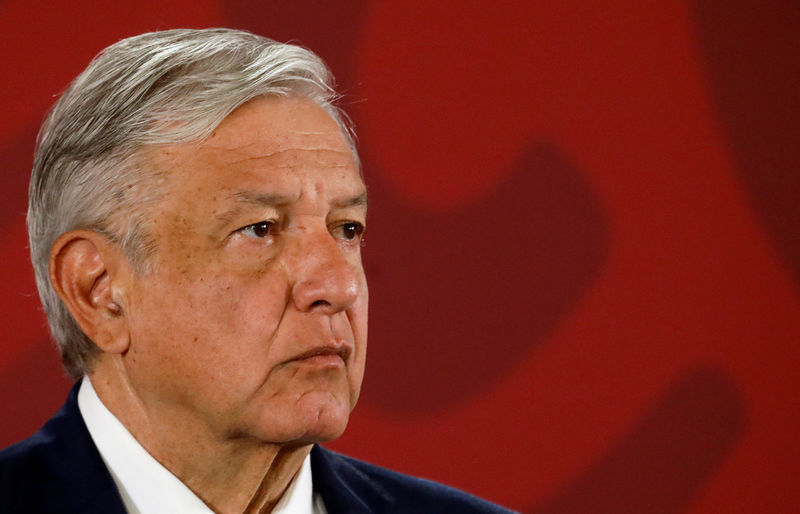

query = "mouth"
[290,345,351,365]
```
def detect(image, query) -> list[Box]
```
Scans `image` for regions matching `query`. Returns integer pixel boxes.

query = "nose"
[286,226,362,315]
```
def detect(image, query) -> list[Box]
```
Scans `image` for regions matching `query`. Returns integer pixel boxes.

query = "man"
[0,28,512,513]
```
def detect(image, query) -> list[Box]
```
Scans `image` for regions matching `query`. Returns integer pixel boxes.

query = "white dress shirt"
[78,377,326,513]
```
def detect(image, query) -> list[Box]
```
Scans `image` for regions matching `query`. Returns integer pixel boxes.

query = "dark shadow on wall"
[222,0,369,100]
[528,367,746,514]
[0,125,37,231]
[692,0,800,289]
[362,142,609,414]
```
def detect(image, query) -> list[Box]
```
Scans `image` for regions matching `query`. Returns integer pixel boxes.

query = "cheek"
[347,290,369,404]
[128,269,288,371]
[233,275,290,341]
[125,273,293,414]
[352,280,369,352]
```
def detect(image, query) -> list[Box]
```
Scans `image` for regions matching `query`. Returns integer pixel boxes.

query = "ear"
[49,230,131,354]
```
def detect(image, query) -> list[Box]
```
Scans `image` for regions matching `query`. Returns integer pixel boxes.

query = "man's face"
[119,96,367,444]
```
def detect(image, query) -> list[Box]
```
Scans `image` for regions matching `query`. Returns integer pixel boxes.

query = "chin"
[294,395,352,443]
[247,391,352,444]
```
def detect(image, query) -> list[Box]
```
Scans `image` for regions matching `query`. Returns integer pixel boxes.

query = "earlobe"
[50,231,130,354]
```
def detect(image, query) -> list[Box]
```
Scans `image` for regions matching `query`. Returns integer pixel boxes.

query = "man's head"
[28,28,367,443]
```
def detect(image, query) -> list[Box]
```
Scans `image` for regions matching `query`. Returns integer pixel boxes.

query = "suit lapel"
[310,445,394,514]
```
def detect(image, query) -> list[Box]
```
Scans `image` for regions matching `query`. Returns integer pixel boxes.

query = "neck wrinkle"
[90,358,312,513]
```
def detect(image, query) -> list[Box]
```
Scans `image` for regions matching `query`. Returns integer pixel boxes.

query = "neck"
[89,359,311,513]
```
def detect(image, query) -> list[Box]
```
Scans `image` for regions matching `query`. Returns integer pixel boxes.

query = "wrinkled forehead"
[138,96,363,218]
[150,96,355,176]
[209,96,349,154]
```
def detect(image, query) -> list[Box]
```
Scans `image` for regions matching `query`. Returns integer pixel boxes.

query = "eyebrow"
[230,191,368,209]
[332,192,368,209]
[231,191,296,207]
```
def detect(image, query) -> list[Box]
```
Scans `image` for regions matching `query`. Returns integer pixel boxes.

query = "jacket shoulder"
[0,429,52,497]
[0,384,126,513]
[0,403,72,510]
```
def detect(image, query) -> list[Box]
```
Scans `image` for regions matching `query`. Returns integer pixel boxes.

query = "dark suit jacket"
[0,384,513,513]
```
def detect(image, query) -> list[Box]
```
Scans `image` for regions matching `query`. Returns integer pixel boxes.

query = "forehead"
[205,95,350,157]
[146,96,362,203]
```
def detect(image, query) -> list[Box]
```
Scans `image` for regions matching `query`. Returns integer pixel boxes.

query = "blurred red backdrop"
[1,1,798,512]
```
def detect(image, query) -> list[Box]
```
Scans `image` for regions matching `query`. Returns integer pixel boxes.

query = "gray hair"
[28,28,358,379]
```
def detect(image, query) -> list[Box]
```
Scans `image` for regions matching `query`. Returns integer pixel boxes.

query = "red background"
[1,1,799,512]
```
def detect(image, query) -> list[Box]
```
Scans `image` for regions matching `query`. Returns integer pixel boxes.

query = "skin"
[50,96,368,513]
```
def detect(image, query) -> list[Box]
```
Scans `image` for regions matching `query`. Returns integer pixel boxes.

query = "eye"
[239,220,275,239]
[334,221,365,242]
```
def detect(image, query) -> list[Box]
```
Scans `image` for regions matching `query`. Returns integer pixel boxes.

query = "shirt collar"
[77,376,323,513]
